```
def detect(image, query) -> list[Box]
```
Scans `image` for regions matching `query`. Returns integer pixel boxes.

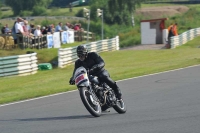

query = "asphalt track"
[1,65,200,133]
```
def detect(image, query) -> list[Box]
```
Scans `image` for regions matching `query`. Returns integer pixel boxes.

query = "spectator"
[159,20,165,31]
[1,26,6,34]
[15,17,25,47]
[25,21,31,33]
[4,24,11,34]
[11,21,17,44]
[55,22,63,32]
[15,17,24,35]
[74,23,80,31]
[172,23,178,36]
[78,23,84,31]
[69,23,74,29]
[42,26,48,35]
[23,20,31,37]
[63,22,70,31]
[47,25,52,34]
[167,23,173,32]
[51,24,55,33]
[167,23,175,48]
[30,24,35,34]
[34,25,42,36]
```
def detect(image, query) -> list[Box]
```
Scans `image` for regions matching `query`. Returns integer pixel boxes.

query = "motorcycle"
[72,66,127,117]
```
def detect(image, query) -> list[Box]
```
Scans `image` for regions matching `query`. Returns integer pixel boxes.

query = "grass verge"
[0,37,200,104]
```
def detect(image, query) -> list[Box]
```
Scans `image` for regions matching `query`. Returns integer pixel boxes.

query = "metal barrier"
[16,34,47,49]
[74,30,95,41]
[58,36,119,68]
[0,53,38,77]
[170,28,200,49]
[0,30,95,49]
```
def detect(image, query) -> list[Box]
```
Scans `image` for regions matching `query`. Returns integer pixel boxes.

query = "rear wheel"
[113,98,127,114]
[79,87,102,117]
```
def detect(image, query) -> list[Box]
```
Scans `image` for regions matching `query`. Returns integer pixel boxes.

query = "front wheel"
[79,87,102,117]
[113,98,127,114]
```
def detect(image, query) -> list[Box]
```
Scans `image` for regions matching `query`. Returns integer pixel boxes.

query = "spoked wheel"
[113,98,127,114]
[79,87,102,117]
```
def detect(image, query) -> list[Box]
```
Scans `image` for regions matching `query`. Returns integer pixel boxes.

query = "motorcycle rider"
[69,45,122,101]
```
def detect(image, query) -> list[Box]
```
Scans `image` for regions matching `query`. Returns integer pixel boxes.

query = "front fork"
[87,85,100,106]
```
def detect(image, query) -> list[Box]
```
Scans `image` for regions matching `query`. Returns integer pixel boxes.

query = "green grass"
[1,3,200,105]
[1,37,200,104]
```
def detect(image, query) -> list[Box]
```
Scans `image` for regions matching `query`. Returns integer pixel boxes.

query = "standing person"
[55,22,63,32]
[15,17,25,47]
[167,23,173,32]
[63,22,70,31]
[34,25,42,36]
[33,25,42,48]
[47,25,52,34]
[23,20,31,37]
[69,45,122,101]
[73,23,80,31]
[4,24,11,34]
[15,17,24,35]
[167,23,175,49]
[172,23,178,36]
[30,24,35,34]
[1,26,6,34]
[11,21,17,44]
[42,26,48,35]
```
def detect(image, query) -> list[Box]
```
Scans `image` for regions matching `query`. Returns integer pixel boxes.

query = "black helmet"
[76,45,88,56]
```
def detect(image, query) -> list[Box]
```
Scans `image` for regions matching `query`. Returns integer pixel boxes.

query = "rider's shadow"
[15,112,114,122]
[15,115,94,122]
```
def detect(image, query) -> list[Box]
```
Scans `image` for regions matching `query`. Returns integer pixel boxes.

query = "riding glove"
[69,77,75,85]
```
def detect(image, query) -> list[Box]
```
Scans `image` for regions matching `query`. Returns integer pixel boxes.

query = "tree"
[89,0,148,25]
[5,0,52,15]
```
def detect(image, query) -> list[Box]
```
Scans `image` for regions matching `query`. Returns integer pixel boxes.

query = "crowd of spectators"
[1,17,84,37]
[1,17,85,44]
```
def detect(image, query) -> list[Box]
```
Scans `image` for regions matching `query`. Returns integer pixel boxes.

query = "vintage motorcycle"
[73,66,127,117]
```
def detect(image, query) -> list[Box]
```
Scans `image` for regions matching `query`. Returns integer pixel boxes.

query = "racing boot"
[101,105,110,113]
[114,87,122,100]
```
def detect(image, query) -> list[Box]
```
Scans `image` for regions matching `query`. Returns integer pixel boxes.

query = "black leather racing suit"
[72,52,122,99]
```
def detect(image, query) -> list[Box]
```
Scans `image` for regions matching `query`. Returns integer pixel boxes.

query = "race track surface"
[0,65,200,133]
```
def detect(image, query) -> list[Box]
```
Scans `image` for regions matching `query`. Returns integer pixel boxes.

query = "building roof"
[141,18,168,22]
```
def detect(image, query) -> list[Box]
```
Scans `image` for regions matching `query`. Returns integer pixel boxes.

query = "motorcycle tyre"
[79,87,102,117]
[113,98,127,114]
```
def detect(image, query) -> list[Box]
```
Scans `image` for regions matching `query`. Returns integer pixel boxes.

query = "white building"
[141,18,168,45]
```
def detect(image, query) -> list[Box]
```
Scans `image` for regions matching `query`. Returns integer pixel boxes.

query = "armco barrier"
[170,28,200,49]
[58,36,119,68]
[0,53,38,77]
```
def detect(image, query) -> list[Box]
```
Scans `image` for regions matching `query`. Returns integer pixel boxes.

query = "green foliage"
[5,0,52,15]
[75,8,84,17]
[89,0,148,25]
[32,6,47,16]
[40,19,52,27]
[19,10,32,16]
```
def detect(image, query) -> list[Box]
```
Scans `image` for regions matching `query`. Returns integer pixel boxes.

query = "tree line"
[4,0,149,25]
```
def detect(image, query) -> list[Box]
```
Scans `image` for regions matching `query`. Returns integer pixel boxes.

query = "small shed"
[141,18,168,45]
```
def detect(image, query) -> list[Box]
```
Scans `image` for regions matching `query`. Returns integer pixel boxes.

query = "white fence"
[0,53,38,77]
[170,28,200,49]
[58,36,119,68]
